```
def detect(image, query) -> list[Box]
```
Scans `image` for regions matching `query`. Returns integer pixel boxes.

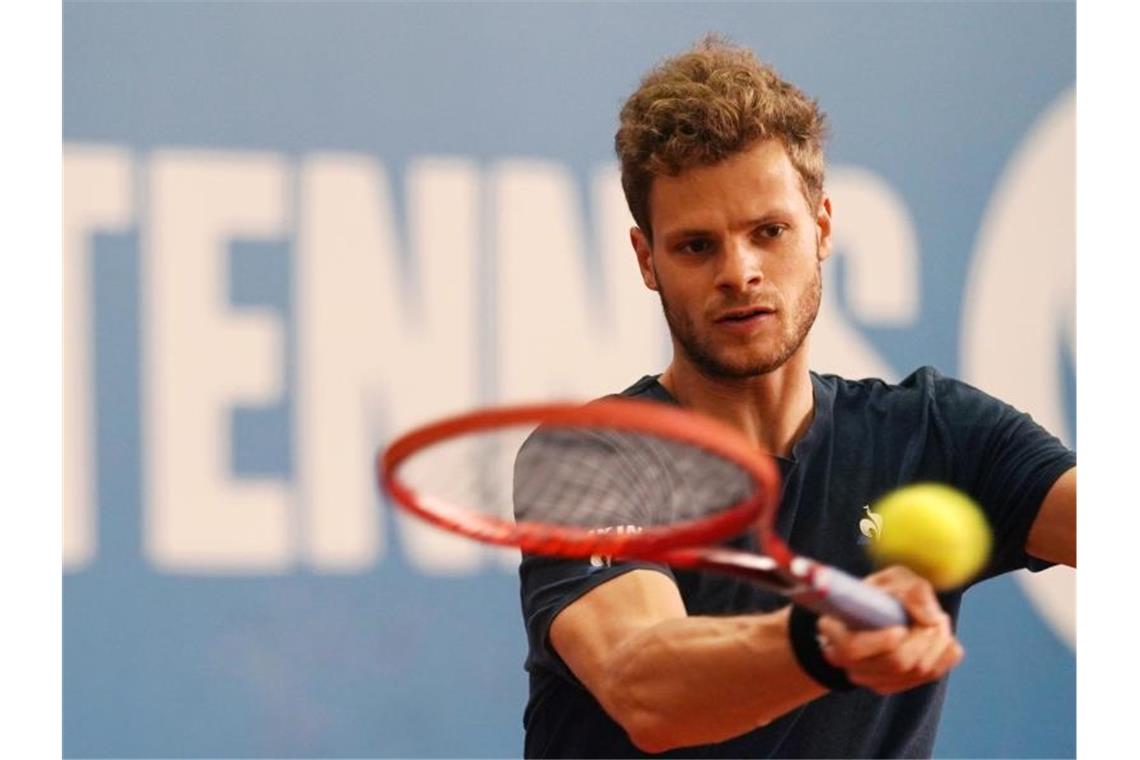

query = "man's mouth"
[712,306,776,337]
[715,306,775,323]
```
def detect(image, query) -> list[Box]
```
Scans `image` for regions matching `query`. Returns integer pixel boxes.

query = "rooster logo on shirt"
[858,505,883,544]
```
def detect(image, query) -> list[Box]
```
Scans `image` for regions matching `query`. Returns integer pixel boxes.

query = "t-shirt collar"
[643,372,833,467]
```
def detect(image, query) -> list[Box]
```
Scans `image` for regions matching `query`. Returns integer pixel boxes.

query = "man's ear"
[816,194,833,262]
[631,226,659,290]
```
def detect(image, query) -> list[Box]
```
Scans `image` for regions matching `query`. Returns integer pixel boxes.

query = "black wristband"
[788,605,857,691]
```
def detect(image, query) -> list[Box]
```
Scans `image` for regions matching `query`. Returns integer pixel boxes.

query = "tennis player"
[518,36,1076,758]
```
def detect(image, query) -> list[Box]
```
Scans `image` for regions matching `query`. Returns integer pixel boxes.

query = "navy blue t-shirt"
[518,367,1075,758]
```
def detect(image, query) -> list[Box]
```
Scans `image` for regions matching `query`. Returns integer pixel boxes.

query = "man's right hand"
[816,565,964,695]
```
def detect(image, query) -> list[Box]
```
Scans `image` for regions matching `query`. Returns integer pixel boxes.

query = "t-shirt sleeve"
[519,555,675,683]
[513,423,681,684]
[927,370,1075,579]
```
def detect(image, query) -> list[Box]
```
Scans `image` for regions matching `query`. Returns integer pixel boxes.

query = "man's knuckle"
[884,628,906,648]
[912,661,936,680]
[885,651,910,672]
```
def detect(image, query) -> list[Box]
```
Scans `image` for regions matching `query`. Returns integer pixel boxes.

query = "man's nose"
[715,238,764,294]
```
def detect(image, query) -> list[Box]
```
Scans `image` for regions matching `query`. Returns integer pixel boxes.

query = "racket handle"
[803,565,908,630]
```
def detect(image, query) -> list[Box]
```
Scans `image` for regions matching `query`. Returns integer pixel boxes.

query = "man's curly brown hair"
[615,35,828,242]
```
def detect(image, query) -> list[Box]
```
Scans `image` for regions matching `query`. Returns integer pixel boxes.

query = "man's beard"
[656,260,822,380]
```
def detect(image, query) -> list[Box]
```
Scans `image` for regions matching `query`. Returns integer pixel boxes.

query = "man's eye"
[679,239,713,254]
[759,225,786,239]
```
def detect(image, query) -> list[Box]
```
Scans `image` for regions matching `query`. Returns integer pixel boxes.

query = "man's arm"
[1026,466,1076,567]
[549,566,961,753]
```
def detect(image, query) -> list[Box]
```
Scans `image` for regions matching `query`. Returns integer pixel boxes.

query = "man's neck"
[658,347,815,457]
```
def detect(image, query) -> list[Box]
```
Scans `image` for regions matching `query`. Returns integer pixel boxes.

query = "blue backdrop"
[63,3,1075,757]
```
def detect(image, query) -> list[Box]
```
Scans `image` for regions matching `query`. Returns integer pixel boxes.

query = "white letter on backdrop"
[63,144,134,571]
[812,167,921,381]
[961,91,1075,649]
[143,151,291,573]
[494,161,667,401]
[296,155,480,574]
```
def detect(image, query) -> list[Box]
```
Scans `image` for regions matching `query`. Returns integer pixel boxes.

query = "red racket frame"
[379,398,906,629]
[381,398,782,560]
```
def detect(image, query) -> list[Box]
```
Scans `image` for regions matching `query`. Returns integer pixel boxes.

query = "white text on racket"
[588,525,644,568]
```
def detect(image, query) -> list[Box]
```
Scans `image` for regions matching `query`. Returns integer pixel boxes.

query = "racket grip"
[806,566,908,630]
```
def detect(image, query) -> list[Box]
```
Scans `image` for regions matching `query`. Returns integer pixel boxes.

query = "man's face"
[633,139,832,380]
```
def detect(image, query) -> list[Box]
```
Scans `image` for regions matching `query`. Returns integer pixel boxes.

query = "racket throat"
[681,547,807,594]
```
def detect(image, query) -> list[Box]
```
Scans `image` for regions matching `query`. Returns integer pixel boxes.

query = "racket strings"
[395,420,756,533]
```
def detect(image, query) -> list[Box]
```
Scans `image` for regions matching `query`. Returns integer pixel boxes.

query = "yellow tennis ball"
[866,483,992,590]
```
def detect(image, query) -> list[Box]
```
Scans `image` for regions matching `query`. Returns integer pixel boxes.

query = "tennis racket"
[379,397,906,629]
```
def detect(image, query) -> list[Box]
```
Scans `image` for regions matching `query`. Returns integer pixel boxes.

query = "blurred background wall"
[63,2,1075,757]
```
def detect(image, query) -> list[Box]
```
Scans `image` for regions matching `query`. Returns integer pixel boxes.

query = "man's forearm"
[594,606,826,753]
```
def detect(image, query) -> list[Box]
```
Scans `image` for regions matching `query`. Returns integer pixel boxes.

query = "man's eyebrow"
[738,210,797,228]
[662,227,715,241]
[662,212,796,241]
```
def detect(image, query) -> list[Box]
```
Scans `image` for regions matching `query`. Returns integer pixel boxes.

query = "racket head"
[380,398,782,560]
